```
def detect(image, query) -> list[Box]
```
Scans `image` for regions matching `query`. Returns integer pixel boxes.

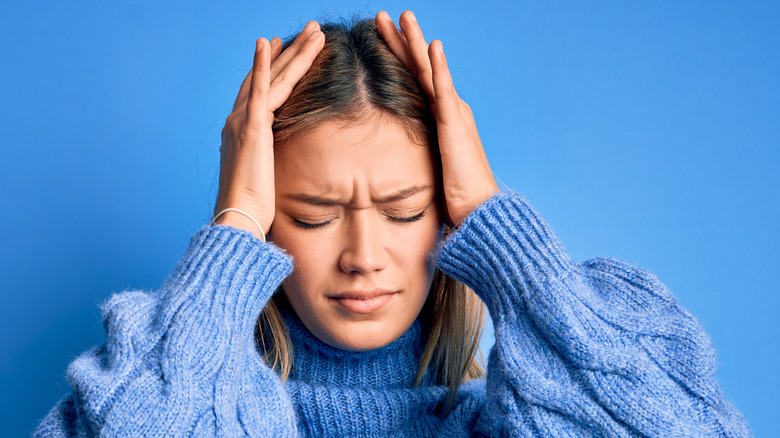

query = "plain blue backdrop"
[1,1,777,435]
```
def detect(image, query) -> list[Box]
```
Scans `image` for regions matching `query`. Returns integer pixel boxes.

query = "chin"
[323,320,405,352]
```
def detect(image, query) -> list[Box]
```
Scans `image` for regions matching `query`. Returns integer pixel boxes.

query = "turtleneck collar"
[280,306,429,389]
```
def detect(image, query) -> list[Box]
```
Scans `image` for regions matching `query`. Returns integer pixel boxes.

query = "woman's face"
[269,115,442,351]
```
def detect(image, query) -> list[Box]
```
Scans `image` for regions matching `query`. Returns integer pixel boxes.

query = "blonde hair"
[258,266,485,410]
[256,17,486,412]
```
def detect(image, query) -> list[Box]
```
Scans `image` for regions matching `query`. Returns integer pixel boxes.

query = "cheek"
[397,211,443,277]
[268,223,331,296]
[421,207,444,250]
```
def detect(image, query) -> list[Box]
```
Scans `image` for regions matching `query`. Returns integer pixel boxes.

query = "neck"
[279,305,430,389]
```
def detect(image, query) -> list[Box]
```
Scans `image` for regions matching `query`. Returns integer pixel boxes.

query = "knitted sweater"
[35,192,752,437]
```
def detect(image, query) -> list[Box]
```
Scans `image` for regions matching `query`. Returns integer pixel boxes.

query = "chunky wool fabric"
[35,192,752,436]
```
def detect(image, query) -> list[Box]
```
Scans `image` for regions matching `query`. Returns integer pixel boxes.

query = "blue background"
[1,1,777,435]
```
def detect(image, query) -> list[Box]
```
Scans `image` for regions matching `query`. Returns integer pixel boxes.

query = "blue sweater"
[35,192,752,436]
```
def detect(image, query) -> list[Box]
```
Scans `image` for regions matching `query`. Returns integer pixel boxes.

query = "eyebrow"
[284,185,433,206]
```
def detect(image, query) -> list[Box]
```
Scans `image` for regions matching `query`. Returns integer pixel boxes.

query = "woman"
[35,11,751,437]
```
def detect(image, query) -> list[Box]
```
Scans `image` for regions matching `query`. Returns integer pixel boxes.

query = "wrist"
[213,210,266,241]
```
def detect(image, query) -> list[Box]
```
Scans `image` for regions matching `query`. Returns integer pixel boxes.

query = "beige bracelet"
[211,208,266,242]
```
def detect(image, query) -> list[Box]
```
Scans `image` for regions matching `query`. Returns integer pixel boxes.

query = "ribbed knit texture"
[35,192,752,437]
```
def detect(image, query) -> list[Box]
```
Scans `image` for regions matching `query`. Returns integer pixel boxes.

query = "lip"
[327,289,398,314]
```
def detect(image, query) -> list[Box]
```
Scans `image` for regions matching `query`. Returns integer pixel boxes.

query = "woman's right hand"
[214,22,325,239]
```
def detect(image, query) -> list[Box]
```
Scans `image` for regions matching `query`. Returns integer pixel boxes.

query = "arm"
[36,22,326,437]
[35,225,297,436]
[435,191,752,437]
[375,10,750,436]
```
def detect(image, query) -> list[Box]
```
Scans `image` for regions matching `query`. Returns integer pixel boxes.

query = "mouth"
[327,289,398,314]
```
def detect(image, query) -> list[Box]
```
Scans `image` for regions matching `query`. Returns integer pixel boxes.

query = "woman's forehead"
[275,118,433,171]
[274,118,436,202]
[279,184,436,210]
[279,113,427,149]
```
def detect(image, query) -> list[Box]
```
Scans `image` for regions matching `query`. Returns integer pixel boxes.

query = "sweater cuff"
[159,225,293,336]
[434,191,574,321]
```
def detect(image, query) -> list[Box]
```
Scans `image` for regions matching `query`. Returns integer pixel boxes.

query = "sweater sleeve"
[34,225,299,437]
[434,191,752,437]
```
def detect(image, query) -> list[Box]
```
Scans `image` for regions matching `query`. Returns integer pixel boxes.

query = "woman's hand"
[215,22,325,239]
[376,10,499,227]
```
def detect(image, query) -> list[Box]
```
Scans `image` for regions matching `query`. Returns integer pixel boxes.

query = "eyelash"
[294,210,427,229]
[294,219,332,229]
[387,210,427,224]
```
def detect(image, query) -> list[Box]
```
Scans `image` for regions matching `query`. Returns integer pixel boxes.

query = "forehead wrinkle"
[350,180,434,209]
[371,185,433,203]
[285,184,433,210]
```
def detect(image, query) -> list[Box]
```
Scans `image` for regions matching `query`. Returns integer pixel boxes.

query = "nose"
[338,211,388,275]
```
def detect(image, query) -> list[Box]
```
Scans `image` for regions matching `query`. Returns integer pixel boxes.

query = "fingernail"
[307,30,320,41]
[409,11,417,22]
[304,21,315,32]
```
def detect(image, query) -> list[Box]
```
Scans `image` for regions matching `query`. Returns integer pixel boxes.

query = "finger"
[430,41,491,170]
[231,37,284,112]
[245,38,271,134]
[270,21,320,80]
[398,11,435,97]
[268,30,325,110]
[232,67,254,111]
[375,11,413,69]
[428,40,459,125]
[269,36,283,62]
[221,110,246,146]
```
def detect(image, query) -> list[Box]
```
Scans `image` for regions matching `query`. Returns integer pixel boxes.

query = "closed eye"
[386,209,427,224]
[293,218,333,229]
[293,209,427,229]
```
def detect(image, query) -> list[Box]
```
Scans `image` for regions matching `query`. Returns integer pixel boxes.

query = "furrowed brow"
[284,193,349,206]
[284,185,433,207]
[372,185,433,203]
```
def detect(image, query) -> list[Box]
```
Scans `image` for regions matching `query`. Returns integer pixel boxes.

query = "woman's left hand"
[376,10,499,226]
